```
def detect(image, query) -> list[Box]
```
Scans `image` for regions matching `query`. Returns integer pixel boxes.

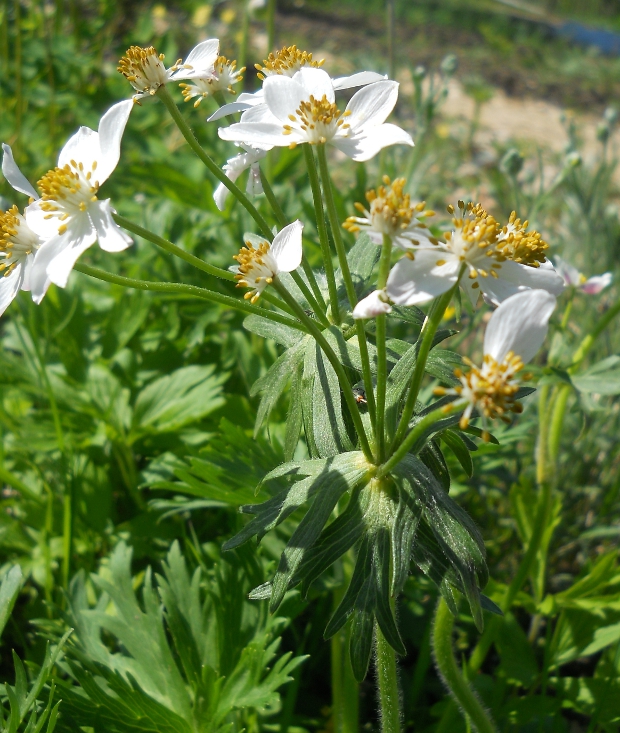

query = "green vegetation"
[1,1,620,732]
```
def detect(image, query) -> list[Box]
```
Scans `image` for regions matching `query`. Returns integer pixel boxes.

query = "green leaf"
[0,565,23,639]
[441,429,474,477]
[284,360,304,461]
[251,340,305,436]
[133,365,227,433]
[243,315,305,348]
[349,580,375,683]
[572,355,620,394]
[420,440,450,492]
[495,612,539,686]
[339,232,380,298]
[372,528,406,656]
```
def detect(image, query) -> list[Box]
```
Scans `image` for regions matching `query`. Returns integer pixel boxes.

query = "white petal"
[0,266,24,316]
[24,200,63,239]
[271,220,303,272]
[484,289,557,364]
[90,200,133,252]
[332,71,387,90]
[208,101,253,122]
[387,250,460,305]
[58,126,100,173]
[294,67,335,102]
[219,122,293,147]
[333,123,413,162]
[344,81,399,133]
[175,39,220,79]
[263,75,309,123]
[96,100,133,183]
[246,163,263,196]
[34,216,96,288]
[213,162,245,211]
[352,290,392,319]
[1,144,38,199]
[482,259,565,306]
[239,104,280,125]
[581,273,612,294]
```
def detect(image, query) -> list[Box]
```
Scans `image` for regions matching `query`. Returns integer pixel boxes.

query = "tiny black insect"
[352,387,367,405]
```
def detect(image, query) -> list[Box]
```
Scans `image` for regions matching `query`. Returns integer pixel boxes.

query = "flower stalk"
[376,622,401,733]
[375,234,393,461]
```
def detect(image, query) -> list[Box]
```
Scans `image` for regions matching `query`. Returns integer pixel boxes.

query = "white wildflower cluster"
[1,36,598,438]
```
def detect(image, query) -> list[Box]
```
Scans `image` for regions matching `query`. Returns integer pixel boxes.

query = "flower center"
[180,56,245,106]
[255,45,324,80]
[233,240,278,303]
[494,211,549,267]
[455,351,529,433]
[0,206,40,276]
[283,95,351,146]
[37,161,99,235]
[118,46,179,96]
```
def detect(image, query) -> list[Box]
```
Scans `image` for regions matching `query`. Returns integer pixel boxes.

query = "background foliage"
[1,0,620,731]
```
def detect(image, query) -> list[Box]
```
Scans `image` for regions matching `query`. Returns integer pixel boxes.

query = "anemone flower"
[2,100,133,302]
[218,67,412,162]
[554,256,612,295]
[387,203,564,307]
[233,220,303,303]
[213,143,268,211]
[436,289,557,435]
[352,289,392,319]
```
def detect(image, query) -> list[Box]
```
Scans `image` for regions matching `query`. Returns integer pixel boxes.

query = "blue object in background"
[556,21,620,56]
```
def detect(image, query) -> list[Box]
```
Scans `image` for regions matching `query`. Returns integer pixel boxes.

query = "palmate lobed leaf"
[56,541,303,733]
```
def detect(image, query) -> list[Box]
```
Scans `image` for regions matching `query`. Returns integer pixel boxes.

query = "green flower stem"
[569,294,620,370]
[376,623,401,733]
[212,90,238,126]
[273,279,374,462]
[433,598,499,733]
[375,234,394,461]
[316,145,357,309]
[259,168,288,228]
[267,0,276,51]
[290,270,331,329]
[331,572,359,733]
[376,401,463,479]
[113,213,235,281]
[113,213,293,316]
[389,282,459,454]
[157,85,273,240]
[316,144,377,435]
[258,171,329,320]
[303,145,341,324]
[74,263,307,332]
[548,383,571,468]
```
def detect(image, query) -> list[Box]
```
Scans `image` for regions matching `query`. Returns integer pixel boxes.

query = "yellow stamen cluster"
[255,45,324,80]
[283,96,350,147]
[0,207,29,276]
[436,351,530,439]
[37,161,99,234]
[180,56,245,107]
[344,176,433,237]
[118,46,179,98]
[495,211,549,267]
[233,240,276,304]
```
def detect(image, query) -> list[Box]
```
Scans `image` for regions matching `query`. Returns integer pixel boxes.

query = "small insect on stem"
[352,386,367,405]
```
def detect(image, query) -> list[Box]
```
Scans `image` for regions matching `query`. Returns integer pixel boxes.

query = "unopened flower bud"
[440,54,458,76]
[597,122,610,144]
[500,148,524,177]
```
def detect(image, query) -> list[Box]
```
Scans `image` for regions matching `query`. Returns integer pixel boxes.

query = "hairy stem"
[74,263,307,332]
[433,598,499,733]
[316,144,377,434]
[376,623,401,733]
[377,401,463,479]
[259,168,288,228]
[390,283,460,453]
[303,145,341,323]
[375,234,394,461]
[157,85,273,239]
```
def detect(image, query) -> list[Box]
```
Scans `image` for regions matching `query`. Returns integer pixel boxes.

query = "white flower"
[554,256,612,295]
[233,220,303,303]
[180,56,245,107]
[387,203,565,307]
[352,289,392,319]
[218,67,412,161]
[214,144,267,211]
[118,40,220,101]
[209,45,387,122]
[436,289,557,435]
[343,176,436,250]
[0,205,49,315]
[3,100,134,302]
